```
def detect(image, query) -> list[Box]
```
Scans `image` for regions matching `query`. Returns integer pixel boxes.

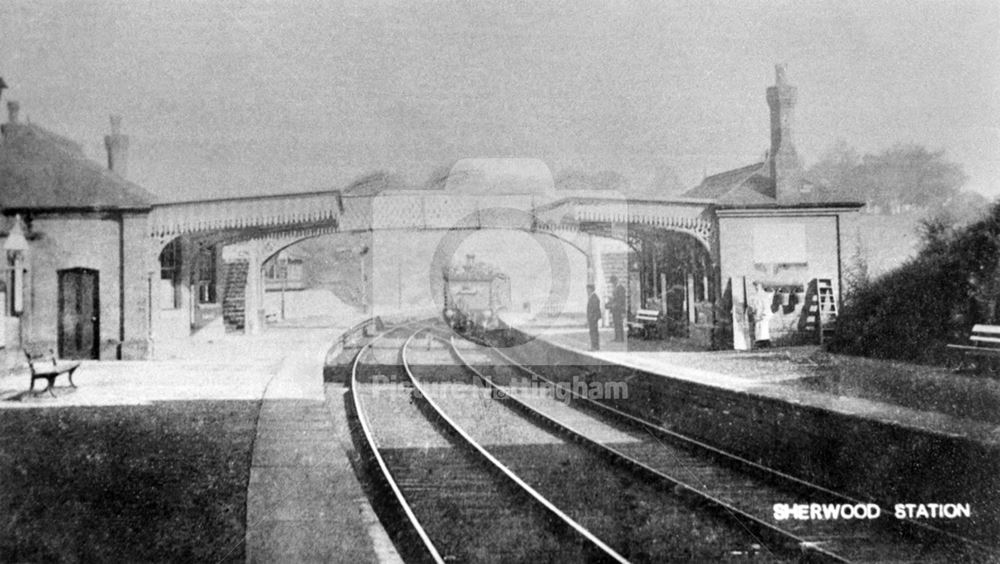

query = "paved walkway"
[0,316,402,563]
[244,320,401,564]
[515,322,1000,447]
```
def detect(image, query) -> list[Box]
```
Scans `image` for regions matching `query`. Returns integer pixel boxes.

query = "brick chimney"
[104,115,129,177]
[1,101,20,140]
[766,64,803,201]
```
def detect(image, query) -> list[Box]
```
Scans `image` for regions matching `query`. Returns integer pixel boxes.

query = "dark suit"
[587,291,601,350]
[611,283,626,342]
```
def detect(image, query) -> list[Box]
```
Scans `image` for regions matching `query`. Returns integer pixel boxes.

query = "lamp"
[4,214,29,315]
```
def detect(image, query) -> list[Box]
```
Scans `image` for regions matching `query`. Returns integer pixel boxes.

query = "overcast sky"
[1,0,997,201]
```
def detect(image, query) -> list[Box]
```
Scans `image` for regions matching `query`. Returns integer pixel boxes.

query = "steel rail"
[400,328,630,564]
[480,337,997,559]
[350,326,446,564]
[455,333,997,562]
[447,334,849,563]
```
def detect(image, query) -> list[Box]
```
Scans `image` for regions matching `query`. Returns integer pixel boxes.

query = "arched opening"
[428,226,589,323]
[156,236,226,338]
[258,232,370,324]
[261,247,307,322]
[194,244,218,306]
[627,227,717,348]
[158,238,182,310]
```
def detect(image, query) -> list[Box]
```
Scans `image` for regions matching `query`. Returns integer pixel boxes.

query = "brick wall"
[717,214,842,346]
[121,213,151,359]
[22,211,151,360]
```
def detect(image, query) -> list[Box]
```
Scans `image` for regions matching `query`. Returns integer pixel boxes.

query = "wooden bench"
[627,309,661,340]
[947,325,1000,371]
[24,349,81,397]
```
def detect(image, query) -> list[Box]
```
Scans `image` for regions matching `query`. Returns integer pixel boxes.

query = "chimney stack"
[766,64,802,201]
[104,115,129,178]
[2,101,19,141]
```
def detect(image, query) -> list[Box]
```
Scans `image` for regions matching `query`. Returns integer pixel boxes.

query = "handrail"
[340,316,381,346]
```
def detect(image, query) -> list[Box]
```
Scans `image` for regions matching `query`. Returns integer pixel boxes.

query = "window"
[159,239,181,309]
[196,246,217,304]
[264,255,288,281]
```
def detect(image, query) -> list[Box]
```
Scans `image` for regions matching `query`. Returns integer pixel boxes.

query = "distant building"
[263,249,306,292]
[683,64,862,346]
[684,64,835,206]
[0,102,154,360]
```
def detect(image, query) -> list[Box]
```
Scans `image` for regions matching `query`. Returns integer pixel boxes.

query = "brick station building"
[683,64,862,347]
[0,64,861,361]
[0,94,343,364]
[0,102,154,361]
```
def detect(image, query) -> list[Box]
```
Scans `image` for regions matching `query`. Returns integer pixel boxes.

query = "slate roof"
[684,162,768,200]
[0,122,154,211]
[683,159,858,208]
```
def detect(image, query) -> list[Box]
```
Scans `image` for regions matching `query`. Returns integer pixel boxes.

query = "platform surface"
[514,322,1000,448]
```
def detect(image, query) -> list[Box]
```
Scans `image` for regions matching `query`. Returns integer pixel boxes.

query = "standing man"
[610,275,626,342]
[586,284,601,351]
[749,280,774,348]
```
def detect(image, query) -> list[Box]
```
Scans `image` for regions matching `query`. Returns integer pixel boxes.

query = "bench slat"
[950,324,1000,358]
[969,335,1000,344]
[947,344,1000,355]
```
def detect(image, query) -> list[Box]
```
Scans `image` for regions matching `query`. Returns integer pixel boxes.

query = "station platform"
[517,323,1000,445]
[508,320,1000,542]
[0,315,402,564]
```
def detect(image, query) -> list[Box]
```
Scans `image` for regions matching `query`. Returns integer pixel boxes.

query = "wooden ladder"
[805,278,838,344]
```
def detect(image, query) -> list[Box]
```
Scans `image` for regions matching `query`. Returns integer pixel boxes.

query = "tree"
[554,169,635,195]
[809,139,862,200]
[808,142,968,214]
[554,166,685,198]
[858,144,967,213]
[940,190,991,224]
[422,164,453,190]
[592,170,630,193]
[343,171,406,195]
[830,201,1000,364]
[554,169,598,191]
[554,169,629,192]
[649,165,686,197]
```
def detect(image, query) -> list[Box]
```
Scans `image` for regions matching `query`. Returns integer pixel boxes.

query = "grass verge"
[0,400,259,563]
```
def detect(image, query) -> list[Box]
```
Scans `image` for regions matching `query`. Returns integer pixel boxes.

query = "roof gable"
[715,176,779,206]
[0,123,154,211]
[683,162,770,200]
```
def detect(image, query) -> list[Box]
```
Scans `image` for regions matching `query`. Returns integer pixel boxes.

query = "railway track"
[406,327,800,562]
[448,331,997,563]
[349,325,627,563]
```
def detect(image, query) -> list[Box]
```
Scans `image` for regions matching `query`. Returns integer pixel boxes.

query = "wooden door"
[58,268,100,359]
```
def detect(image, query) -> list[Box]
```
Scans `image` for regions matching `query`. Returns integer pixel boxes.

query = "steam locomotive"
[442,255,511,336]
